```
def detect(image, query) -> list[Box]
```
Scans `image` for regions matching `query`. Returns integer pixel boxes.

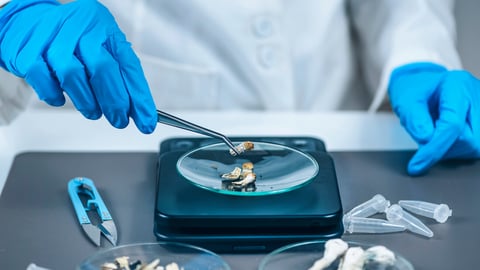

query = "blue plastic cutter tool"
[68,177,117,246]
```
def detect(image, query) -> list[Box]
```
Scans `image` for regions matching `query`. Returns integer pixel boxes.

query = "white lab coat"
[0,0,462,124]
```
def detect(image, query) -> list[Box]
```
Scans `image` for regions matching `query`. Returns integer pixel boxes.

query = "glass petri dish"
[177,141,319,196]
[77,242,230,270]
[258,240,414,270]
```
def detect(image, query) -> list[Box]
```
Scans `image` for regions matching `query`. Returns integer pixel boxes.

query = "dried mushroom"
[101,263,118,270]
[221,167,242,180]
[229,141,254,156]
[115,256,130,270]
[240,162,254,178]
[337,247,365,270]
[308,239,348,270]
[101,257,184,270]
[232,172,256,187]
[221,161,258,191]
[308,238,398,270]
[165,263,181,270]
[362,246,396,268]
[222,142,257,192]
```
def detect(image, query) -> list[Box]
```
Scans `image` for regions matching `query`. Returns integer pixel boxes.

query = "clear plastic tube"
[343,216,406,234]
[344,194,390,218]
[386,204,433,238]
[398,200,452,223]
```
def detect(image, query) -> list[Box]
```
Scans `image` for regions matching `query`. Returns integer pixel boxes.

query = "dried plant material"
[101,262,118,270]
[115,256,130,270]
[222,179,257,192]
[221,167,242,180]
[232,173,256,187]
[221,159,257,191]
[241,162,254,179]
[309,239,398,270]
[241,161,253,172]
[363,246,396,267]
[103,257,184,270]
[337,246,365,270]
[230,141,254,156]
[308,239,349,270]
[165,262,181,270]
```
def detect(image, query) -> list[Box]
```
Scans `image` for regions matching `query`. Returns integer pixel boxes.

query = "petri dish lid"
[258,240,414,270]
[176,141,319,196]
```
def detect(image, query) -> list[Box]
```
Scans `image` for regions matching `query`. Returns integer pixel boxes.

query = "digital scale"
[153,136,343,252]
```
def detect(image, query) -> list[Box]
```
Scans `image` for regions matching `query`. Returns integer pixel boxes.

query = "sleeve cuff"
[368,50,462,112]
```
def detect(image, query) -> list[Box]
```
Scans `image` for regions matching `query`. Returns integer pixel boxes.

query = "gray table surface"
[0,150,478,269]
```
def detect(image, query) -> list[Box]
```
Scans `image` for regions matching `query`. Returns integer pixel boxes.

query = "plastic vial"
[398,200,452,223]
[343,216,406,234]
[345,194,391,218]
[386,204,434,238]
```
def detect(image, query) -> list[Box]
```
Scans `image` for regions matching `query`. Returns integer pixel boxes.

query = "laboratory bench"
[0,109,477,269]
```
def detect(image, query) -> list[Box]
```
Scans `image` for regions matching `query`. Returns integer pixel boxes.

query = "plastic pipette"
[398,200,452,223]
[343,216,406,234]
[344,194,390,218]
[386,204,433,238]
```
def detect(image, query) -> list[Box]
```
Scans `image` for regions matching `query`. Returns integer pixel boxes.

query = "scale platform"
[153,136,343,252]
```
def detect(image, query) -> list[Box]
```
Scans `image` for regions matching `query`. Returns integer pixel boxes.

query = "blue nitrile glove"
[0,0,157,134]
[389,62,480,175]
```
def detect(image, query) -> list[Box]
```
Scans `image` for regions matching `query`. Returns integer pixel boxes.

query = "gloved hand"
[0,0,157,134]
[389,62,480,175]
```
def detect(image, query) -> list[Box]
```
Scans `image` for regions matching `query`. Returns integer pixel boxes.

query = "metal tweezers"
[157,109,239,155]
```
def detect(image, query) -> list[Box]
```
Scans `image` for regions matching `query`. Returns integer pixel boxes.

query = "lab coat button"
[252,16,274,38]
[258,46,277,68]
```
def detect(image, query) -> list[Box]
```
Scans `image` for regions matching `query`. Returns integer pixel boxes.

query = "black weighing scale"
[153,136,343,253]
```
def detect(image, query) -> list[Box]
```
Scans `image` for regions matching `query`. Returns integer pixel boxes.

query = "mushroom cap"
[242,162,254,170]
